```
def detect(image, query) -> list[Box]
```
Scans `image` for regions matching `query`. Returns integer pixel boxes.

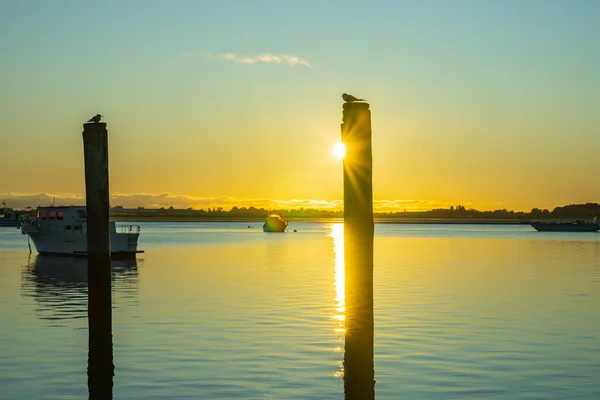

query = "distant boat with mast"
[0,201,22,227]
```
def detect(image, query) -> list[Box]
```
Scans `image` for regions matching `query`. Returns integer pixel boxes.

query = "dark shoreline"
[111,216,532,225]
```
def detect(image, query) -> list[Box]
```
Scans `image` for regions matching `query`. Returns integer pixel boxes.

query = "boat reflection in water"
[21,255,139,323]
[22,255,139,399]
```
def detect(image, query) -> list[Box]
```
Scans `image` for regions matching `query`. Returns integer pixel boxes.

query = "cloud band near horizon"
[0,193,494,212]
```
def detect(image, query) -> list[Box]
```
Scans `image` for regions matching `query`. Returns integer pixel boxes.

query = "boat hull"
[263,225,287,232]
[263,220,288,232]
[22,225,143,258]
[531,222,600,232]
[262,215,289,232]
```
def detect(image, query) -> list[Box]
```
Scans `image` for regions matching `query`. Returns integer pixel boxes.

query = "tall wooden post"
[341,101,375,399]
[83,121,114,398]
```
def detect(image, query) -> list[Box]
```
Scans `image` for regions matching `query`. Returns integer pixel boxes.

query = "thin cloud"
[218,52,311,67]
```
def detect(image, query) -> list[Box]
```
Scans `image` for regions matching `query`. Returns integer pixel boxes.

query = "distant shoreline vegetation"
[13,203,599,223]
[100,203,600,223]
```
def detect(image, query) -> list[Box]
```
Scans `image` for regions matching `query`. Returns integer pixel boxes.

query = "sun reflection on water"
[329,223,345,378]
[331,223,345,323]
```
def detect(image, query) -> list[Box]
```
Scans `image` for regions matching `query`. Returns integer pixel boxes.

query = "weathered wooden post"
[82,118,114,398]
[341,98,375,399]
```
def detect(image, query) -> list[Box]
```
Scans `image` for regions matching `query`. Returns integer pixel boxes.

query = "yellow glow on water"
[330,222,346,378]
[330,223,345,325]
[333,143,346,159]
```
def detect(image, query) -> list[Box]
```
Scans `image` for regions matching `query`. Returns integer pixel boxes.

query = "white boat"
[0,201,22,227]
[21,206,144,259]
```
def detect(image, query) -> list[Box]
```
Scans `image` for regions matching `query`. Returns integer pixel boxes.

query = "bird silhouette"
[86,114,103,123]
[342,93,366,103]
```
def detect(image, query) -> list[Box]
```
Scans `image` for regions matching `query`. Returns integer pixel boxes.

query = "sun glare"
[333,143,346,159]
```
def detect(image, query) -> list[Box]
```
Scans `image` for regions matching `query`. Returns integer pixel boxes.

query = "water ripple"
[1,223,599,399]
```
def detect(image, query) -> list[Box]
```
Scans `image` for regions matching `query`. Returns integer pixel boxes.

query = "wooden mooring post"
[82,120,114,398]
[341,100,375,399]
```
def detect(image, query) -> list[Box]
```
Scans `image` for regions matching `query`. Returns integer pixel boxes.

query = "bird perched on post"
[86,114,103,123]
[342,93,366,103]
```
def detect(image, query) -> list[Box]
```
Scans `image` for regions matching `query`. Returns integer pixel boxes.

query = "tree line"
[108,202,600,220]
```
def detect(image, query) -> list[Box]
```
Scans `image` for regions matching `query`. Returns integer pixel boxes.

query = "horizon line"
[2,192,595,214]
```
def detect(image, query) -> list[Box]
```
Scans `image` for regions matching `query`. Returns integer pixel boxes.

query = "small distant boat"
[531,219,600,232]
[21,206,144,258]
[263,214,288,232]
[0,201,22,227]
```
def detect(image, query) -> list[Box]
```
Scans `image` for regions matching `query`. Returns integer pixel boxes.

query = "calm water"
[1,222,600,399]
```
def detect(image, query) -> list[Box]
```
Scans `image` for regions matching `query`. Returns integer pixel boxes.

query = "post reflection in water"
[20,255,139,400]
[331,222,375,399]
[330,224,346,378]
[343,219,375,400]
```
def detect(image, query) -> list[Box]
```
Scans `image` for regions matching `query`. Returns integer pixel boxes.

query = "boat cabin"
[32,206,127,233]
[37,206,86,221]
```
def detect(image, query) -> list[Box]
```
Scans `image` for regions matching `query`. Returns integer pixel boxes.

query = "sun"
[333,143,346,159]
